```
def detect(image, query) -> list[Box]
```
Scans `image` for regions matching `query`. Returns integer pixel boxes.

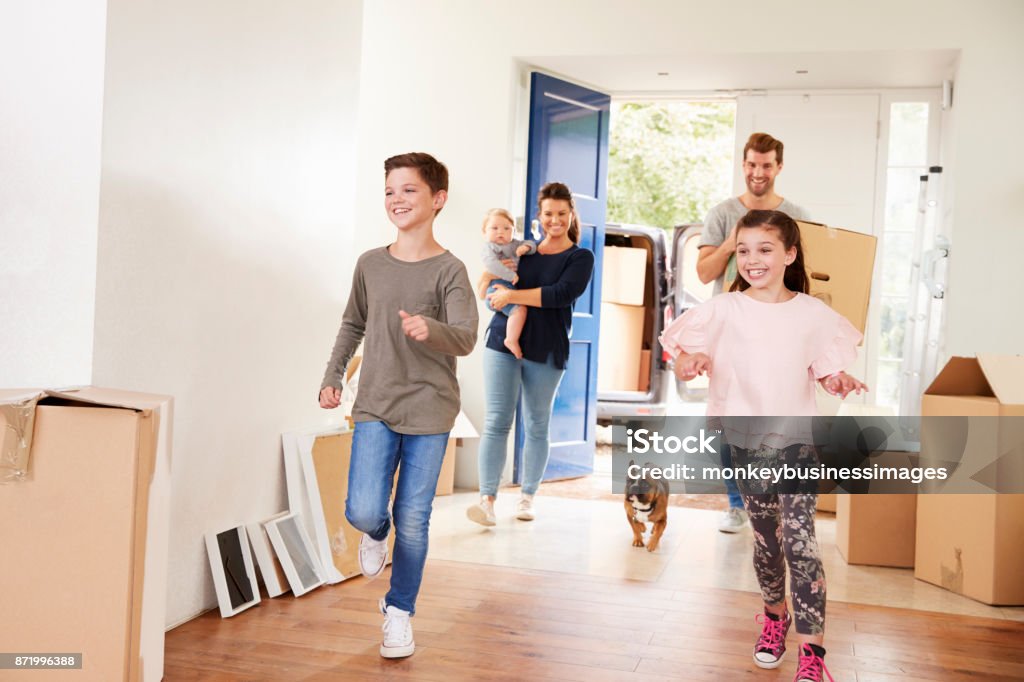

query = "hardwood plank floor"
[164,560,1024,681]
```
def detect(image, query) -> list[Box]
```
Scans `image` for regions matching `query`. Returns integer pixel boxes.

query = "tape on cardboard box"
[0,393,41,483]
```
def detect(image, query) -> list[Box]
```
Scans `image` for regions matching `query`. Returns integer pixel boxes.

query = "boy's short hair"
[384,152,449,194]
[743,132,784,164]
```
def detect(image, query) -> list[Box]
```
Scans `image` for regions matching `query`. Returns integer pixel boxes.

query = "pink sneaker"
[795,643,834,682]
[753,610,791,668]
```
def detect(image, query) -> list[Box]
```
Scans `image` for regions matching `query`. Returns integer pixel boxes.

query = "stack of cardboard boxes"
[829,353,1024,606]
[597,245,649,392]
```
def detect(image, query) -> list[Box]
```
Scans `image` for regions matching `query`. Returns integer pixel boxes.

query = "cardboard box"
[597,302,645,392]
[797,221,877,335]
[836,494,917,568]
[915,355,1024,605]
[816,493,836,512]
[0,387,173,682]
[602,246,647,306]
[637,349,652,393]
[435,410,479,495]
[435,438,458,496]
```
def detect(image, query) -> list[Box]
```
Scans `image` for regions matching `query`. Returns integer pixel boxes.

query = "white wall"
[94,0,364,626]
[0,2,107,387]
[353,0,1024,489]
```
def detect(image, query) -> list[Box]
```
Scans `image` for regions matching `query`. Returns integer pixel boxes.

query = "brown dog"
[624,460,669,552]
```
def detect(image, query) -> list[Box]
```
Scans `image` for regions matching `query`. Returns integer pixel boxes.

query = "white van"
[596,222,710,423]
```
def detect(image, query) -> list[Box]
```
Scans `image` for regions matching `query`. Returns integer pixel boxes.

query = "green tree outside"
[607,101,736,231]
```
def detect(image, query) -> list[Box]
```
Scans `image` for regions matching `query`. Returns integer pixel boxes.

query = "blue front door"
[514,72,610,482]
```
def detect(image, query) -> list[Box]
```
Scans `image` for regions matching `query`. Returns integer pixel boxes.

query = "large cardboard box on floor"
[0,387,173,682]
[602,246,647,306]
[797,220,877,335]
[597,301,645,392]
[836,493,917,568]
[915,355,1024,605]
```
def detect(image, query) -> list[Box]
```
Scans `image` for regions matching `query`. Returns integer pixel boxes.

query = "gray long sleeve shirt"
[320,247,478,434]
[481,239,537,281]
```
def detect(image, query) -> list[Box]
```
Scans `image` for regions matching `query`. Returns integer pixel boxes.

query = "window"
[876,100,937,410]
[607,100,735,231]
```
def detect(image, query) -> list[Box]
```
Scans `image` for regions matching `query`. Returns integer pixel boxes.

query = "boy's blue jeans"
[721,443,744,509]
[344,420,449,615]
[478,347,565,497]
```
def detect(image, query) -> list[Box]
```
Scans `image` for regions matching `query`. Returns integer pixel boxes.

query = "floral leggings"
[732,443,826,636]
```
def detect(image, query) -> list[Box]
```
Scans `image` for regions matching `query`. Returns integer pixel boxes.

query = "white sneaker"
[467,496,496,526]
[515,493,535,521]
[718,507,748,533]
[378,598,415,659]
[358,533,387,580]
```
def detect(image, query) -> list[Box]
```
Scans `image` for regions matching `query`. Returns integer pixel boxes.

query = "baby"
[481,208,536,359]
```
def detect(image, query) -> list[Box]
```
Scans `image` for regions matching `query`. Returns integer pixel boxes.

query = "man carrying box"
[695,132,809,533]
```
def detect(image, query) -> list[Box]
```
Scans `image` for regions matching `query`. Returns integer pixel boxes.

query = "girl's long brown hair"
[728,209,809,294]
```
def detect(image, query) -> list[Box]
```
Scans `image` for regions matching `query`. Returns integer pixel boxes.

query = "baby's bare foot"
[504,338,523,359]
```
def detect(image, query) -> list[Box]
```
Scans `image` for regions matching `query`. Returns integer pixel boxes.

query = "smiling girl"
[660,209,866,682]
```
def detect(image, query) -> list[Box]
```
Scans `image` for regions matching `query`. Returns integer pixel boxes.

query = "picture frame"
[282,426,346,583]
[246,512,291,598]
[264,512,325,597]
[204,525,260,617]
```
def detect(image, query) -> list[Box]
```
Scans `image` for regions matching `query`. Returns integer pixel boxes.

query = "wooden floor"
[165,560,1024,681]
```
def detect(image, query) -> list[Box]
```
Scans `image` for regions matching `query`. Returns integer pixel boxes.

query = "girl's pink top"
[660,292,862,418]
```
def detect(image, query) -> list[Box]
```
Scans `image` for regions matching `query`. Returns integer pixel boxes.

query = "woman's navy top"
[485,245,595,369]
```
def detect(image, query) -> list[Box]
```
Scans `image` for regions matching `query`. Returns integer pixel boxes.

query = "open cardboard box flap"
[976,354,1024,405]
[924,354,1024,407]
[1,386,172,415]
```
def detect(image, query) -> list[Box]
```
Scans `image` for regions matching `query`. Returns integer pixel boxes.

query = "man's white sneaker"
[467,497,497,526]
[515,493,535,521]
[379,598,415,659]
[358,533,387,580]
[718,507,748,533]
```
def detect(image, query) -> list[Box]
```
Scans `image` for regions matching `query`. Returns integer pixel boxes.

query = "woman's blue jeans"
[344,420,449,615]
[478,347,565,497]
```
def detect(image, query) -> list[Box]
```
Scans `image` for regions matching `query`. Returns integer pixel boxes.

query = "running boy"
[481,207,536,359]
[319,152,477,659]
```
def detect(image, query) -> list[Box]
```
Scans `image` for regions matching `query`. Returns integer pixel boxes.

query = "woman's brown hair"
[536,182,580,244]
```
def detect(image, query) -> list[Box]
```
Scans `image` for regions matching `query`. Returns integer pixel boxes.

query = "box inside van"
[597,223,708,422]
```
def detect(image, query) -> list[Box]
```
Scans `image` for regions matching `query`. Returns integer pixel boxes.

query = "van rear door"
[671,224,712,401]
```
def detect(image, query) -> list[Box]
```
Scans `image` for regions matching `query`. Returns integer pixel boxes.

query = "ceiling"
[526,49,960,96]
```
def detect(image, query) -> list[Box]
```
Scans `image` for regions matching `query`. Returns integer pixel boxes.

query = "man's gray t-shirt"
[699,197,808,296]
